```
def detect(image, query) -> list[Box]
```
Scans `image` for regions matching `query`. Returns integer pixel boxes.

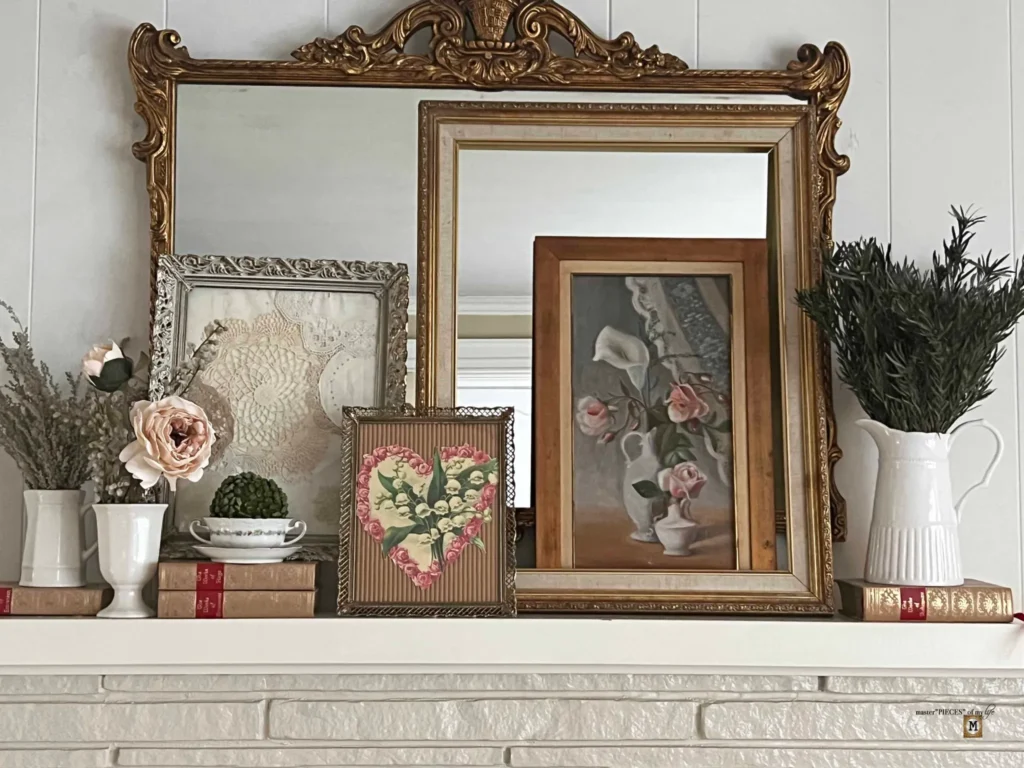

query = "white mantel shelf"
[1,617,1023,676]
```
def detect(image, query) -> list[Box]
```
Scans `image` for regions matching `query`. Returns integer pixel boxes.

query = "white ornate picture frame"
[151,254,409,559]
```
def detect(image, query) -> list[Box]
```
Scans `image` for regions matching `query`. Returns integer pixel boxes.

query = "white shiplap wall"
[1,0,1022,605]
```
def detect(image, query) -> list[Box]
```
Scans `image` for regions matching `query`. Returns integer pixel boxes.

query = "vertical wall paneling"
[167,0,326,60]
[1012,0,1024,604]
[0,0,40,582]
[891,0,1020,603]
[610,0,697,69]
[698,0,890,584]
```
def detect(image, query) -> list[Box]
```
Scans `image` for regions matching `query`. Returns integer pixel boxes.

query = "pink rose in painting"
[457,445,474,459]
[475,483,497,512]
[575,396,611,437]
[390,547,411,566]
[362,455,375,469]
[658,462,707,499]
[464,517,483,538]
[413,572,435,590]
[357,470,371,486]
[665,383,710,424]
[365,520,385,541]
[372,447,390,461]
[356,487,370,502]
[429,561,442,575]
[445,537,466,563]
[472,450,490,465]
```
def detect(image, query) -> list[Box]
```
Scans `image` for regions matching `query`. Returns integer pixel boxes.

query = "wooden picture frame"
[524,236,831,614]
[337,407,516,617]
[150,253,409,560]
[127,1,851,539]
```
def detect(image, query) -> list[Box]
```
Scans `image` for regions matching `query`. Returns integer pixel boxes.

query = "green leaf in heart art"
[426,449,446,507]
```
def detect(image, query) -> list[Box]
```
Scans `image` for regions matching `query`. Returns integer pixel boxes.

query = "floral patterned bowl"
[189,517,307,549]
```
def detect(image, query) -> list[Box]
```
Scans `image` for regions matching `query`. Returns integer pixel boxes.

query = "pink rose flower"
[403,561,420,578]
[666,383,710,423]
[118,396,215,490]
[457,445,474,459]
[475,483,497,512]
[429,561,442,575]
[390,547,411,565]
[441,447,456,461]
[445,537,467,563]
[472,450,490,465]
[366,520,385,542]
[464,517,483,538]
[575,396,611,437]
[356,488,369,502]
[372,447,390,461]
[413,572,435,590]
[658,461,707,499]
[357,470,370,487]
[362,455,375,469]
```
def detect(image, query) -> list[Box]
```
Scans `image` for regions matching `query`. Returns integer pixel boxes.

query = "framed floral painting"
[526,236,811,613]
[150,254,409,559]
[338,407,516,616]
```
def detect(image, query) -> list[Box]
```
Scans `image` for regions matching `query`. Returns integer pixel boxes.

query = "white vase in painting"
[858,418,1003,586]
[94,503,167,618]
[620,429,661,542]
[20,490,97,587]
[654,500,700,556]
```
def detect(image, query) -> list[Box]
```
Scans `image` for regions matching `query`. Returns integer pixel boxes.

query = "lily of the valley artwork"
[356,444,497,589]
[572,274,738,570]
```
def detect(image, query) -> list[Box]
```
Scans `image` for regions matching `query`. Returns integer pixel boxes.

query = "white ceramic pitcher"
[20,490,97,587]
[621,429,661,542]
[858,418,1003,586]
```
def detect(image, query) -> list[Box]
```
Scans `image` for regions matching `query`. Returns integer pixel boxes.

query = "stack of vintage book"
[157,562,317,618]
[0,584,110,616]
[837,578,1014,622]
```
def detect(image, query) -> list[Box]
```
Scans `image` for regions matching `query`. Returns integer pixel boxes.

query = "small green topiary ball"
[209,472,289,519]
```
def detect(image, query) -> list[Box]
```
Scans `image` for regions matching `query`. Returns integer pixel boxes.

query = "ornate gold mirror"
[129,0,850,607]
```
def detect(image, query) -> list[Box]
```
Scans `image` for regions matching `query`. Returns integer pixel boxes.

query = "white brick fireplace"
[1,619,1022,766]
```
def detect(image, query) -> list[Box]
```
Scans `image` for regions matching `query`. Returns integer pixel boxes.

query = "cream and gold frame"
[127,0,850,541]
[424,104,830,614]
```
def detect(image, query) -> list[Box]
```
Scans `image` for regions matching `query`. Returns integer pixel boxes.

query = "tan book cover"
[158,561,317,592]
[157,590,316,618]
[0,584,110,616]
[838,579,1013,622]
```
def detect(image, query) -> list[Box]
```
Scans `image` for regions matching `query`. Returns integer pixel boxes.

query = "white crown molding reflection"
[408,295,532,317]
[408,338,531,388]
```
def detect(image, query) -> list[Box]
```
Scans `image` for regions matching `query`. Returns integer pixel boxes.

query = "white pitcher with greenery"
[0,302,94,587]
[798,208,1024,586]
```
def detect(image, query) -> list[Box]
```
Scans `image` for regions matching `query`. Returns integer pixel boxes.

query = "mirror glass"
[174,84,785,529]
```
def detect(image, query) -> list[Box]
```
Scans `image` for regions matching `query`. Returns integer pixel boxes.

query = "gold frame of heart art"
[338,406,516,617]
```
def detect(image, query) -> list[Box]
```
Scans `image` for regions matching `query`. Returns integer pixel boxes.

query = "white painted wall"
[1,0,1021,607]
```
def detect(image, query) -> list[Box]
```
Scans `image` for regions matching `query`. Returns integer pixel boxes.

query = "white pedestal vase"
[654,500,700,556]
[20,490,97,587]
[858,418,1003,586]
[94,503,167,618]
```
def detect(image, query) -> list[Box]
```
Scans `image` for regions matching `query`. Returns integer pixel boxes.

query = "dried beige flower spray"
[81,322,225,504]
[0,300,90,490]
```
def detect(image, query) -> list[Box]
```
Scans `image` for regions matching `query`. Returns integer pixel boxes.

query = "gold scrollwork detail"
[292,0,688,87]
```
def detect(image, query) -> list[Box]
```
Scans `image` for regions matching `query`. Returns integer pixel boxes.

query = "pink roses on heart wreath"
[118,396,215,490]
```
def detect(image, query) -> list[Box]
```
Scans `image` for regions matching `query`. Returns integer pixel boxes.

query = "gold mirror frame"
[127,0,850,541]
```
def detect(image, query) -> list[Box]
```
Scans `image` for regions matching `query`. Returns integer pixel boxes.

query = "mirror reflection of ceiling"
[457,150,769,300]
[175,85,786,300]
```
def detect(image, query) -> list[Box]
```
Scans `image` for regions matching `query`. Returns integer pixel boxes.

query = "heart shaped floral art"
[355,444,498,589]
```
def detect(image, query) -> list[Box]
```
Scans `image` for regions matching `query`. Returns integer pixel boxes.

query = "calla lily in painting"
[593,326,650,392]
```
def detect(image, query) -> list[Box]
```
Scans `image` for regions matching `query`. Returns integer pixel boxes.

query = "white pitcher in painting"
[620,429,661,543]
[858,418,1003,586]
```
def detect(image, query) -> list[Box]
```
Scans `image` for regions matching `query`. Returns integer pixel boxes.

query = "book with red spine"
[157,589,316,618]
[837,579,1013,622]
[0,584,110,616]
[158,561,316,592]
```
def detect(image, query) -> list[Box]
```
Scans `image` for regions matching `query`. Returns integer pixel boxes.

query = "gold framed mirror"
[128,0,850,559]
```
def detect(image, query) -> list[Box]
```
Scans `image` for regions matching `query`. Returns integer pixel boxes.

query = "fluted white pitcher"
[858,418,1003,586]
